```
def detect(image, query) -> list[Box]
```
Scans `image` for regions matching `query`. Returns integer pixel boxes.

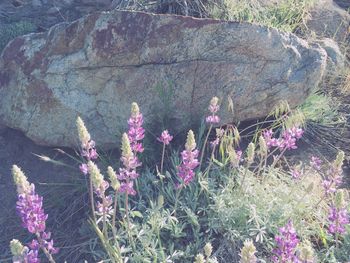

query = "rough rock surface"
[306,0,350,45]
[316,38,345,71]
[0,10,327,149]
[0,0,113,29]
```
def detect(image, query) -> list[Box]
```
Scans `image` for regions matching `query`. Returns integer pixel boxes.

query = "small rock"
[315,38,345,71]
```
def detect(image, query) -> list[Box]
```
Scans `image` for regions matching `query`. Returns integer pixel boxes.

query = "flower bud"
[76,116,91,147]
[227,144,239,167]
[298,240,314,262]
[240,239,257,263]
[131,102,140,117]
[194,254,205,263]
[335,189,347,209]
[12,165,30,194]
[210,97,219,106]
[258,136,267,157]
[107,166,120,191]
[247,142,255,164]
[204,242,213,258]
[185,130,196,151]
[233,127,241,145]
[158,195,164,207]
[87,161,104,190]
[121,133,133,158]
[334,150,345,170]
[10,239,25,256]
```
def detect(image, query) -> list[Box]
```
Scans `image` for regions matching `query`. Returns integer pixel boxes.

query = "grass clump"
[209,0,315,32]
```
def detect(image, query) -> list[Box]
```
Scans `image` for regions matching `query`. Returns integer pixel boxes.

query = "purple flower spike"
[328,206,349,235]
[272,220,299,263]
[128,102,145,153]
[157,130,173,145]
[263,127,303,151]
[291,167,302,179]
[177,130,199,186]
[117,133,142,196]
[310,156,322,171]
[206,97,220,125]
[12,165,58,261]
[16,184,48,234]
[119,181,137,196]
[81,140,98,160]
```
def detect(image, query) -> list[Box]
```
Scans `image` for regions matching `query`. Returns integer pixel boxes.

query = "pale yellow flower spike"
[204,242,213,258]
[185,130,196,151]
[12,165,30,194]
[210,96,219,106]
[87,161,104,190]
[10,239,25,256]
[121,133,133,158]
[194,254,205,263]
[240,239,257,263]
[131,102,140,117]
[107,166,120,191]
[76,116,91,146]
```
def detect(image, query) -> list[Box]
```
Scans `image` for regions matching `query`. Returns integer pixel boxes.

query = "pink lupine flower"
[288,127,304,139]
[79,163,88,175]
[281,130,297,150]
[210,137,220,147]
[328,206,349,235]
[128,102,145,153]
[177,130,200,185]
[10,239,40,263]
[16,185,48,234]
[310,156,322,171]
[206,115,220,124]
[96,195,114,216]
[206,97,220,124]
[79,140,99,175]
[87,162,114,220]
[26,249,40,263]
[81,140,98,160]
[117,133,142,196]
[263,129,280,149]
[119,181,137,196]
[291,167,302,179]
[157,130,173,145]
[322,165,343,196]
[272,220,299,263]
[19,248,40,263]
[322,180,337,195]
[12,165,58,260]
[263,127,303,151]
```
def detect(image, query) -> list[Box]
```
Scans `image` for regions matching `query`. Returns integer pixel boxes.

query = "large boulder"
[0,10,327,149]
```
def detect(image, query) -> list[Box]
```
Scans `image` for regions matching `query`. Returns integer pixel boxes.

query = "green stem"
[89,175,97,223]
[271,148,287,169]
[112,190,119,246]
[199,125,213,170]
[102,194,108,239]
[240,165,251,191]
[36,233,56,263]
[125,189,136,252]
[173,186,183,217]
[160,143,166,175]
[157,228,166,262]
